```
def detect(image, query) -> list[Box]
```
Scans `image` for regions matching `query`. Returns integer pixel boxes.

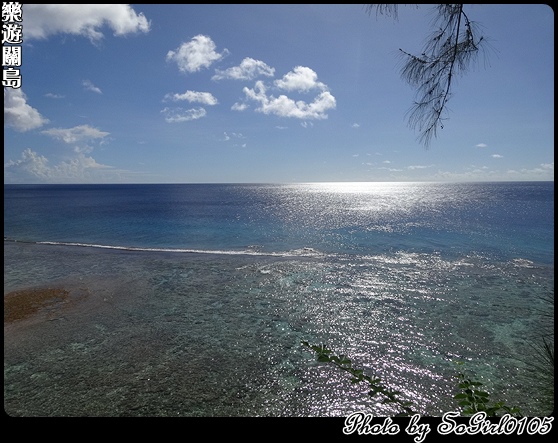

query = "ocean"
[3,181,554,417]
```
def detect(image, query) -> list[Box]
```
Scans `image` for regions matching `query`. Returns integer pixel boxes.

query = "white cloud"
[231,102,248,111]
[166,35,228,74]
[42,125,109,144]
[352,123,360,128]
[430,165,554,182]
[161,90,217,123]
[4,148,50,180]
[491,154,503,158]
[23,4,150,41]
[222,132,245,142]
[236,66,336,120]
[506,163,553,180]
[163,90,218,105]
[377,167,403,172]
[4,148,117,183]
[4,88,49,132]
[242,80,336,120]
[45,93,64,99]
[212,57,275,81]
[274,66,327,92]
[476,143,488,148]
[83,79,102,94]
[407,164,433,170]
[161,107,207,123]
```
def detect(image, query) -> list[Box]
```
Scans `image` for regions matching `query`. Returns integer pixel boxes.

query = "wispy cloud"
[231,102,248,111]
[83,79,102,94]
[42,124,110,154]
[222,132,244,141]
[377,166,403,172]
[42,124,109,144]
[407,164,433,170]
[221,132,247,147]
[491,154,503,158]
[161,107,207,123]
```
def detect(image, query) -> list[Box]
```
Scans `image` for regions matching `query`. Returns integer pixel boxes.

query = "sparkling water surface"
[4,182,554,417]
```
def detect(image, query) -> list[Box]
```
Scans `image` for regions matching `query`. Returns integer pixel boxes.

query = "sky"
[3,4,554,184]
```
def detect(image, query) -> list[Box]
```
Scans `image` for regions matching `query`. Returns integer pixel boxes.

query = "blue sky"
[4,4,554,184]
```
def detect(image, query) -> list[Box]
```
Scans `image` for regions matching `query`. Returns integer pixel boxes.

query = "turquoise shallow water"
[3,182,554,417]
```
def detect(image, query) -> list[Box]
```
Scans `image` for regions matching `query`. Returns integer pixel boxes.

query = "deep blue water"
[3,182,554,417]
[4,181,554,263]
